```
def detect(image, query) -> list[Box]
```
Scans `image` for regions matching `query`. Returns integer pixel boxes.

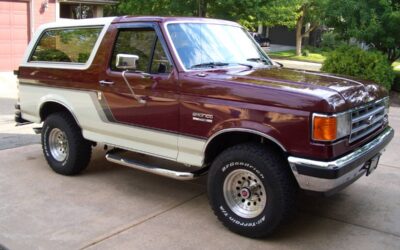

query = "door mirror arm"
[122,70,147,104]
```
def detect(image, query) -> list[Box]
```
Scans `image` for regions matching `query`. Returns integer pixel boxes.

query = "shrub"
[77,53,90,63]
[322,45,395,90]
[31,48,71,62]
[302,49,310,57]
[320,32,346,51]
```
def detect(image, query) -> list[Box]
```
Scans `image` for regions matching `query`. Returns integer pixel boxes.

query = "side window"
[111,29,156,72]
[151,38,172,74]
[111,28,172,74]
[30,27,101,63]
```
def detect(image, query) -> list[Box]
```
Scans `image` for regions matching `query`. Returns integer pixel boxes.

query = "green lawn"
[268,49,326,63]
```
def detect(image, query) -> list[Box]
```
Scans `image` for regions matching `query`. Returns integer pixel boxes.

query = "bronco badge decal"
[192,112,213,123]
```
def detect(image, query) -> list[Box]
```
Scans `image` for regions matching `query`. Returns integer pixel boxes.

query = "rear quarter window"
[30,27,102,64]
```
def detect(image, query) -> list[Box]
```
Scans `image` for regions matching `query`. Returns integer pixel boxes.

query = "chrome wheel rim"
[223,169,267,219]
[49,128,69,162]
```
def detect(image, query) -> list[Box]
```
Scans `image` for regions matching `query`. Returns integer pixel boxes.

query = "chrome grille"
[349,99,386,143]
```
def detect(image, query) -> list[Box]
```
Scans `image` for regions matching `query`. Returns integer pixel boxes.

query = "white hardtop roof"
[20,17,116,70]
[38,17,116,30]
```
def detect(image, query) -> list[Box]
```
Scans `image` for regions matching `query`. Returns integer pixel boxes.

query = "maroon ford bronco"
[15,16,394,237]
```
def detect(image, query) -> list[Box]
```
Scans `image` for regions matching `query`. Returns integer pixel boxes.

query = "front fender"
[205,120,287,152]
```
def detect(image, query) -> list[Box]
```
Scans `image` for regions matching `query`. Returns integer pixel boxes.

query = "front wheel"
[42,112,92,175]
[207,143,297,237]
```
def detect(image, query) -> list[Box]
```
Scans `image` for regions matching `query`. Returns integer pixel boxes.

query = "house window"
[60,3,95,19]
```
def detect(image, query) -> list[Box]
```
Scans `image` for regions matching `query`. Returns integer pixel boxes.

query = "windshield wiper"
[247,57,268,63]
[190,62,229,69]
[230,62,254,70]
[190,62,254,70]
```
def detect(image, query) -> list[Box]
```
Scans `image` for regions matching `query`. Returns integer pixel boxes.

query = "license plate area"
[365,154,380,176]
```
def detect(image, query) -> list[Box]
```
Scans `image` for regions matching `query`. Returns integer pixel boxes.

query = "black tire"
[41,112,92,175]
[207,143,297,237]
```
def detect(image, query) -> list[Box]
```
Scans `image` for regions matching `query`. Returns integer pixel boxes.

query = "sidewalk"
[268,44,296,53]
[273,59,322,72]
[265,45,322,71]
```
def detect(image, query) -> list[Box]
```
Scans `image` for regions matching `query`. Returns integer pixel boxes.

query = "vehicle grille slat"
[351,106,385,124]
[351,114,385,134]
[349,99,386,143]
[350,122,383,143]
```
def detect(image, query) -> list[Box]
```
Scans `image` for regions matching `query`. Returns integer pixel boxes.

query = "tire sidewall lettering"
[219,205,266,228]
[221,161,264,180]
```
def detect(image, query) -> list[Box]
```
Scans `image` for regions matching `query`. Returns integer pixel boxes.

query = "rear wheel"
[207,143,297,237]
[42,112,92,175]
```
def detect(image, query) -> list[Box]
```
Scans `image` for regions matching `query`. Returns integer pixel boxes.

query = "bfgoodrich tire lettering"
[207,143,297,237]
[42,112,92,175]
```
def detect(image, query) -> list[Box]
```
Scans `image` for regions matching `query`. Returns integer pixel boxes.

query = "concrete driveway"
[0,73,39,150]
[0,73,399,250]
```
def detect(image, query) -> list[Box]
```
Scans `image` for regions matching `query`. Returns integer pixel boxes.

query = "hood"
[203,67,388,110]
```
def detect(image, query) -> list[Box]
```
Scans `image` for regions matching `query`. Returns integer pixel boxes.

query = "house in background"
[0,0,117,71]
[258,25,324,48]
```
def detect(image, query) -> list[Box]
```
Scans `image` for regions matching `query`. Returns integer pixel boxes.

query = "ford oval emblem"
[367,115,374,124]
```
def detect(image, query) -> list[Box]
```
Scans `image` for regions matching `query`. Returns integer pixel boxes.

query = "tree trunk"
[295,16,303,56]
[388,48,400,64]
[199,0,207,17]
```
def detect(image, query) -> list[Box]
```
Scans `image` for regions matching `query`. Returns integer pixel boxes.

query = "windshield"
[167,23,272,70]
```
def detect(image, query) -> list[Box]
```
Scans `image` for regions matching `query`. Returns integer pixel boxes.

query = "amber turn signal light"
[313,116,337,141]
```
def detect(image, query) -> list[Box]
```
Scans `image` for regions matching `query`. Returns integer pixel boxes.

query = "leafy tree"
[324,0,400,63]
[293,1,326,56]
[104,0,327,56]
[208,0,271,29]
[105,0,273,29]
[257,0,326,56]
[105,0,198,16]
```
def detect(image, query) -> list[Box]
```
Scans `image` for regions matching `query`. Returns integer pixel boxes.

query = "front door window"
[111,28,172,74]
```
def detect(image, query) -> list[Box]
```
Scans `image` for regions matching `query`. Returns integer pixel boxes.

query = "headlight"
[312,112,351,141]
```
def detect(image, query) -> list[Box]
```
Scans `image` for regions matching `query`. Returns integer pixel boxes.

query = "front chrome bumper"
[288,127,394,195]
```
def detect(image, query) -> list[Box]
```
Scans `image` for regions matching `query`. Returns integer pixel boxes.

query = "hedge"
[322,45,395,90]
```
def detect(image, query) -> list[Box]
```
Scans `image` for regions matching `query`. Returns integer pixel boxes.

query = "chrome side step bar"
[105,153,207,181]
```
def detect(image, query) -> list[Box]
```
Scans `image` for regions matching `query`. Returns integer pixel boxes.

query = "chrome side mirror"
[116,54,139,70]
